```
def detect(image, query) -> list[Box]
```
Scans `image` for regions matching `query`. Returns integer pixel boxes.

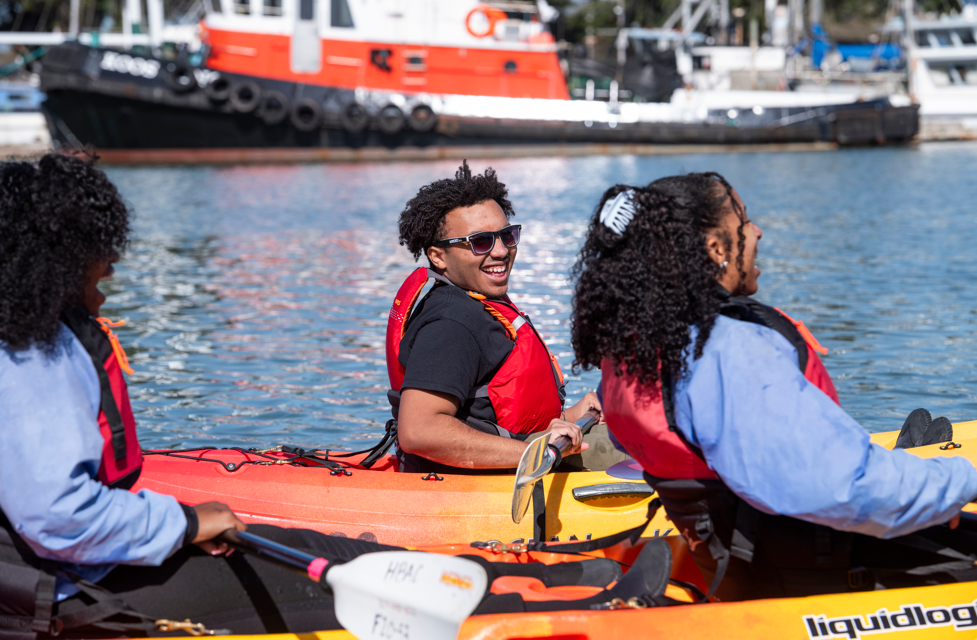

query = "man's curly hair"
[570,173,743,388]
[398,160,515,261]
[0,154,131,351]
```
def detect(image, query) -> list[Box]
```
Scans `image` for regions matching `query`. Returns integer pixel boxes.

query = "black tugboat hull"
[39,43,920,158]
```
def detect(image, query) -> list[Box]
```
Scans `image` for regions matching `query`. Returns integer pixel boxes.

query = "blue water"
[102,141,977,450]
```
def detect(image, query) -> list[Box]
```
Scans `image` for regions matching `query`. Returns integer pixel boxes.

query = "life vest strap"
[96,317,135,375]
[469,293,519,340]
[470,385,490,399]
[773,307,828,355]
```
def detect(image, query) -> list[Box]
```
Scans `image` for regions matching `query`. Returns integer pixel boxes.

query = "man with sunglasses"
[388,161,600,474]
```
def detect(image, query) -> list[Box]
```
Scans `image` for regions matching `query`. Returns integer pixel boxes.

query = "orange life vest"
[386,267,564,436]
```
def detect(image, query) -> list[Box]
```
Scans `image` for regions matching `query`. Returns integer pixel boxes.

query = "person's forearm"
[399,414,528,469]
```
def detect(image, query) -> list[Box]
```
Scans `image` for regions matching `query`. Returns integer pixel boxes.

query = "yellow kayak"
[135,421,977,640]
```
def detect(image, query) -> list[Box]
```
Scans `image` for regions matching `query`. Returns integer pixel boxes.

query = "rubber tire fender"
[229,80,262,113]
[204,74,232,103]
[290,97,322,132]
[377,104,405,135]
[341,102,369,133]
[260,90,290,126]
[164,62,197,93]
[407,104,437,132]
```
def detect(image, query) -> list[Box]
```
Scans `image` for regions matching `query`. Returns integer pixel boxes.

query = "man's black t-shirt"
[396,283,516,473]
[399,283,514,425]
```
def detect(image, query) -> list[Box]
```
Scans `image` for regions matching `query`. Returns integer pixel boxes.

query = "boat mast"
[69,0,80,37]
[809,0,822,27]
[903,0,915,96]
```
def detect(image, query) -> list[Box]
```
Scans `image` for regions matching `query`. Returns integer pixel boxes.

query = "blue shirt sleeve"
[673,316,977,539]
[0,325,188,584]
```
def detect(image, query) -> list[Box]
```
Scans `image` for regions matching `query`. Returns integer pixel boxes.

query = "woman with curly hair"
[0,154,399,637]
[571,174,977,601]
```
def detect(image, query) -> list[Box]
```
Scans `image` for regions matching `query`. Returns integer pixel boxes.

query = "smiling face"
[82,250,120,316]
[707,188,762,296]
[426,199,516,298]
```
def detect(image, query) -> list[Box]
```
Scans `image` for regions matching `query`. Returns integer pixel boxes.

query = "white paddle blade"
[511,435,549,524]
[327,551,487,640]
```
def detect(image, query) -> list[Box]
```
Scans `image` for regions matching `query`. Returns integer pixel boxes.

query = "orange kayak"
[135,421,977,549]
[134,448,672,547]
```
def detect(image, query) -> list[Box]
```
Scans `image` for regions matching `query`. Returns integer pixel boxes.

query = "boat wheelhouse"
[201,0,569,100]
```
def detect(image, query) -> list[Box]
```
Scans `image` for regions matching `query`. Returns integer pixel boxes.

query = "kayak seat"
[489,577,605,601]
[470,538,676,614]
[460,555,623,588]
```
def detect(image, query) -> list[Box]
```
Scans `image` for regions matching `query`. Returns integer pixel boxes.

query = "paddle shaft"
[550,408,601,455]
[220,529,329,583]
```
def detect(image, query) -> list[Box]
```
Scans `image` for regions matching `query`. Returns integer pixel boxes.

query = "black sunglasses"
[435,224,522,256]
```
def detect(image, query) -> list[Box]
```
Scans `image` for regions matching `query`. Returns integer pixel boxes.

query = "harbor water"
[104,142,977,450]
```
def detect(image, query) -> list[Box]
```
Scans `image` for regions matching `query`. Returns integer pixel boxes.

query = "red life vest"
[63,307,143,490]
[386,267,564,435]
[602,306,838,480]
[602,308,853,600]
[774,307,839,405]
[719,295,839,405]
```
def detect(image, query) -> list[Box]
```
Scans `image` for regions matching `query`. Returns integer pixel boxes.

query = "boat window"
[965,64,977,84]
[331,0,353,27]
[300,0,313,20]
[928,66,951,86]
[234,0,250,14]
[263,0,282,16]
[960,29,976,45]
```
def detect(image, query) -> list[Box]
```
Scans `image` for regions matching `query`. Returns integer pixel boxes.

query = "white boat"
[901,2,977,140]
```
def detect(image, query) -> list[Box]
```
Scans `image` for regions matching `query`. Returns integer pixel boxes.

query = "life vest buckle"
[694,516,714,542]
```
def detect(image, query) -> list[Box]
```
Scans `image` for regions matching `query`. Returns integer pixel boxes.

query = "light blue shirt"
[603,315,977,538]
[0,324,187,600]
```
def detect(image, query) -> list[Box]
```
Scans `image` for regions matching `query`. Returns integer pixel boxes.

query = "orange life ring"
[466,5,507,38]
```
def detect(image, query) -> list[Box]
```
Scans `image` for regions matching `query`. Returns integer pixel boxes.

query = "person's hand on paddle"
[193,501,247,555]
[563,391,603,425]
[542,419,589,455]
